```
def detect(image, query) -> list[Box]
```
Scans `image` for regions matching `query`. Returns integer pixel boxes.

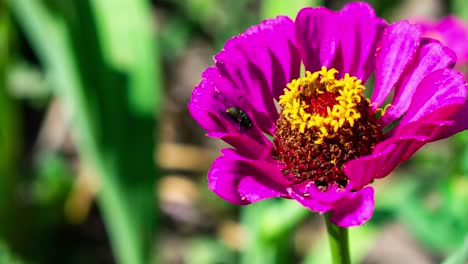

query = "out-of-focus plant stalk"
[11,1,161,263]
[0,0,21,245]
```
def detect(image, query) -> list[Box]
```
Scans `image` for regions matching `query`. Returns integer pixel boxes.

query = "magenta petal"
[392,119,453,139]
[371,21,422,109]
[189,68,272,155]
[287,187,333,213]
[214,16,300,133]
[208,150,288,205]
[238,176,286,203]
[292,182,353,205]
[390,121,454,162]
[215,40,277,133]
[220,148,291,186]
[296,2,386,78]
[347,38,467,191]
[337,2,387,81]
[344,142,395,190]
[243,16,301,99]
[207,132,272,160]
[431,102,468,140]
[345,132,433,190]
[380,41,457,126]
[345,121,455,189]
[296,6,339,73]
[399,68,467,126]
[189,67,249,131]
[330,187,375,227]
[208,155,251,205]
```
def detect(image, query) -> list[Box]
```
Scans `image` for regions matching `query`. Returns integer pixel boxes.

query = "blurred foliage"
[260,0,320,20]
[33,152,73,206]
[186,237,236,264]
[0,0,466,263]
[8,62,51,103]
[0,242,27,264]
[452,0,468,21]
[11,0,161,263]
[442,236,468,264]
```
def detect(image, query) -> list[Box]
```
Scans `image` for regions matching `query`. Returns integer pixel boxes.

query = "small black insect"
[226,107,253,130]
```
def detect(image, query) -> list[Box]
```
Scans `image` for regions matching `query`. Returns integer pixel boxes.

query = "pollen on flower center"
[273,67,382,191]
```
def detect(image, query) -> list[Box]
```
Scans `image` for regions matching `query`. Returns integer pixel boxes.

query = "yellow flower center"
[278,66,365,144]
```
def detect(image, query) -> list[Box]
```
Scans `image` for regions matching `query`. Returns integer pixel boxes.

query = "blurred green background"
[0,0,467,263]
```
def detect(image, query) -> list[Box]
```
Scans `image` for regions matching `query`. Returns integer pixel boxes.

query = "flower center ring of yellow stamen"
[273,67,382,191]
[278,66,365,144]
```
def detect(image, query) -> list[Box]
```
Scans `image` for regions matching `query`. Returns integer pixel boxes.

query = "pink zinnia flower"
[417,16,468,74]
[188,2,468,227]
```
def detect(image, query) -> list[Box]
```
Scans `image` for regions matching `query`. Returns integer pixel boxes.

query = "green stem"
[324,213,351,264]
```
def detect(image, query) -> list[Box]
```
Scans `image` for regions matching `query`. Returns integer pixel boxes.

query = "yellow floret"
[278,67,365,143]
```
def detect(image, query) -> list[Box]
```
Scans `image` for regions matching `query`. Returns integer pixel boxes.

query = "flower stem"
[324,213,351,264]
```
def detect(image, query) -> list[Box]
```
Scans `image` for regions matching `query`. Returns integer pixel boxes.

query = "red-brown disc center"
[306,92,338,115]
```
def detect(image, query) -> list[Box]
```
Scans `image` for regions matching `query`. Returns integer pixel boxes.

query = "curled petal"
[208,150,288,205]
[208,155,250,205]
[287,181,360,210]
[287,186,333,213]
[380,40,457,126]
[330,187,375,227]
[344,142,393,191]
[399,68,467,126]
[431,102,468,140]
[389,120,454,162]
[221,148,291,186]
[291,182,352,205]
[287,183,375,227]
[346,120,453,190]
[238,176,286,203]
